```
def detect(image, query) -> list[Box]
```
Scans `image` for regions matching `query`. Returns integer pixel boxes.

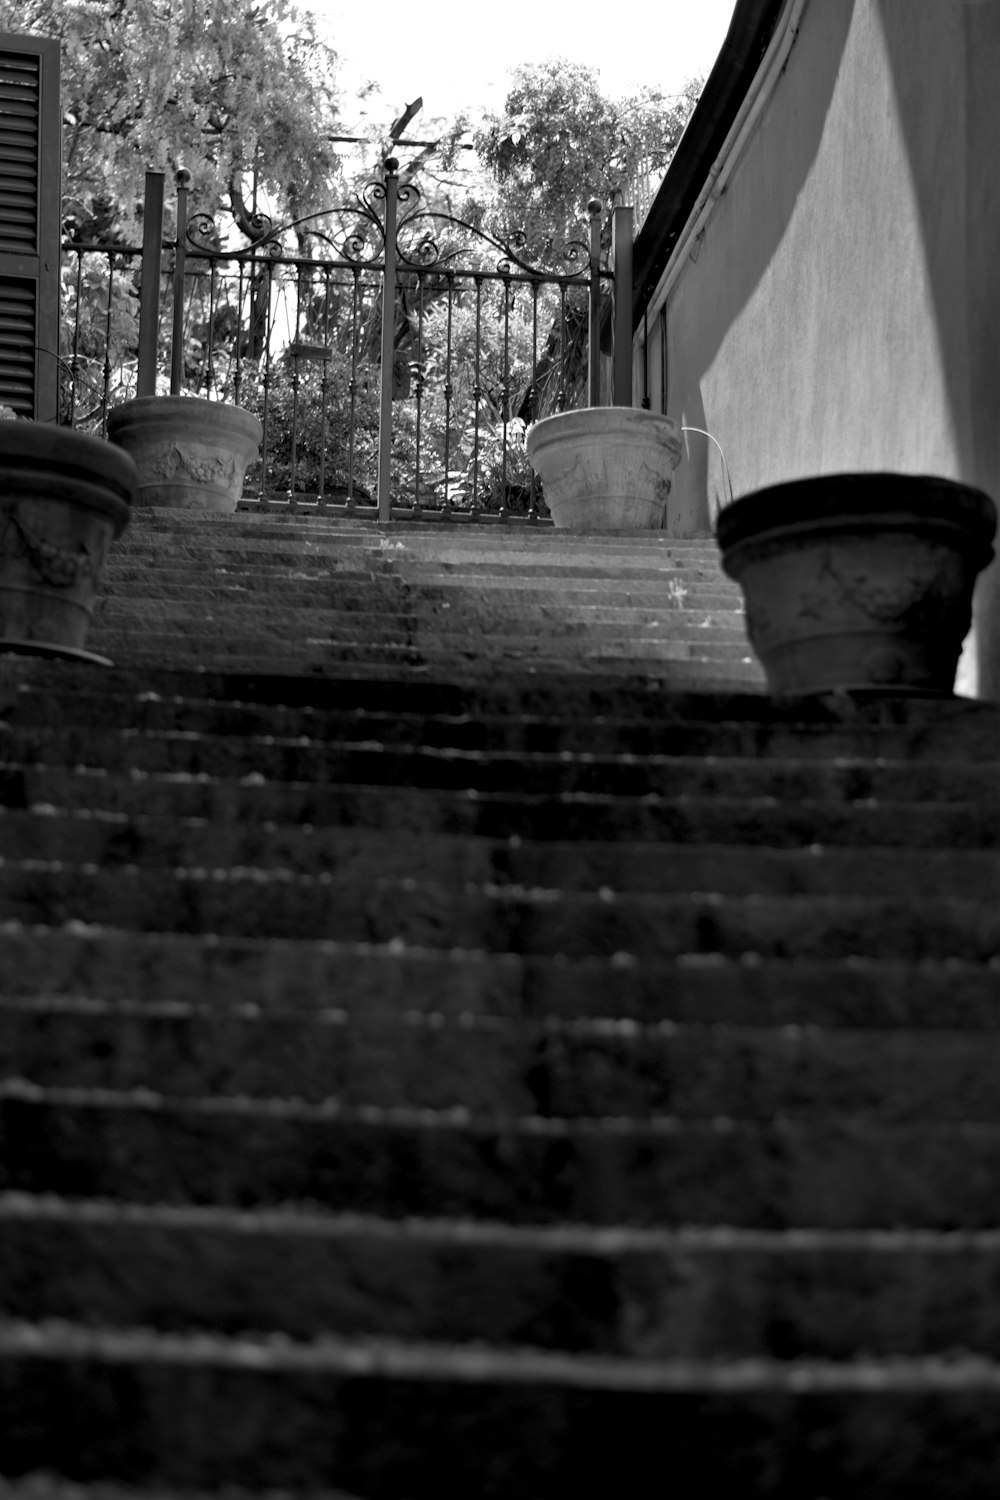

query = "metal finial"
[175,168,192,189]
[587,198,603,218]
[384,157,399,176]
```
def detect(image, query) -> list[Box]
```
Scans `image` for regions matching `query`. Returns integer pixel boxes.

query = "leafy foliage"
[474,61,700,256]
[1,0,342,240]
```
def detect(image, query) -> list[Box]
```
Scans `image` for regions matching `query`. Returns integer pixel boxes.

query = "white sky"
[307,0,737,132]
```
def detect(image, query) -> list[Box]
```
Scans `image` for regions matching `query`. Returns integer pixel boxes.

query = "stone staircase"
[2,510,1000,1497]
[86,508,764,685]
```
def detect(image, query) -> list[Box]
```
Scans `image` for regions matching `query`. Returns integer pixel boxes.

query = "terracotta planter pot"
[0,422,134,663]
[716,473,997,695]
[525,408,682,530]
[107,396,262,513]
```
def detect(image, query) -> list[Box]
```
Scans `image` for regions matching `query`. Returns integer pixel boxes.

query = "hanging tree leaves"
[0,0,343,239]
[473,60,701,256]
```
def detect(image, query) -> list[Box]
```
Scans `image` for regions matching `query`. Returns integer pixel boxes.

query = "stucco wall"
[645,0,1000,694]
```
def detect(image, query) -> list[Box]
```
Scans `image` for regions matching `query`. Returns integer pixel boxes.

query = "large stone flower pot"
[107,396,262,512]
[716,473,997,695]
[0,422,135,663]
[525,408,682,530]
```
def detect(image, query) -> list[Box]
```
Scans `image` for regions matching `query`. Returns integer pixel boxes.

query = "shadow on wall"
[877,0,1000,696]
[670,0,856,533]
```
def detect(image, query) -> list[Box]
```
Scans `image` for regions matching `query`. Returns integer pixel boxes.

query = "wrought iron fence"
[58,162,629,521]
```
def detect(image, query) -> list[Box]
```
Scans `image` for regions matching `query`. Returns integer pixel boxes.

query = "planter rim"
[526,406,682,451]
[0,421,137,509]
[107,395,263,444]
[717,472,997,555]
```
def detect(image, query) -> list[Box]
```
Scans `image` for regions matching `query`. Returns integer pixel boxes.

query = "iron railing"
[57,162,633,521]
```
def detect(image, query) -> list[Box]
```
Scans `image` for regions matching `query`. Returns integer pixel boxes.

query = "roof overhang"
[631,0,787,332]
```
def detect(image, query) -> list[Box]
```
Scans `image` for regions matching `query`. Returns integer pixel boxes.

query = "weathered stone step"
[102,571,746,615]
[105,541,740,585]
[6,1318,1000,1499]
[5,812,1000,900]
[6,678,1000,761]
[3,926,997,1027]
[89,621,753,665]
[81,642,762,686]
[5,1196,1000,1362]
[4,998,1000,1122]
[99,574,746,618]
[94,598,749,641]
[8,768,1000,854]
[6,1084,1000,1230]
[3,863,1000,960]
[3,725,996,803]
[0,657,929,724]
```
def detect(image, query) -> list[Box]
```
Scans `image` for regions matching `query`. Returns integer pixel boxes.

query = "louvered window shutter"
[0,32,60,422]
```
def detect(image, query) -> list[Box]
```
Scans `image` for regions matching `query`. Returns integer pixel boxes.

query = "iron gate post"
[170,169,191,396]
[587,199,602,408]
[137,170,164,397]
[377,158,399,523]
[611,204,633,406]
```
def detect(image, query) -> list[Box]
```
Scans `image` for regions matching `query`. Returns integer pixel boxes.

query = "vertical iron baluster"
[413,271,424,511]
[288,265,304,509]
[233,258,246,408]
[442,271,454,514]
[258,257,275,508]
[101,251,114,435]
[205,257,218,397]
[376,159,399,523]
[528,277,540,520]
[557,280,568,412]
[318,266,332,508]
[499,270,512,519]
[471,276,483,515]
[69,252,83,428]
[347,266,360,509]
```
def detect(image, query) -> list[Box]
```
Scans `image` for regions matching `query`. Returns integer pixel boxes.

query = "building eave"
[631,0,787,332]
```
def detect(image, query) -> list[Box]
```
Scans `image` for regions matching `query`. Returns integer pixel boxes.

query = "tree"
[473,61,700,258]
[0,0,342,240]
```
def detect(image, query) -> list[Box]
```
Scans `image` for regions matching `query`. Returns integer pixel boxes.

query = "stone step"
[3,997,1000,1122]
[6,675,1000,760]
[93,598,750,640]
[9,768,1000,853]
[3,724,996,802]
[3,928,998,1030]
[5,1318,1000,1498]
[3,863,1000,960]
[4,1196,1000,1362]
[5,1084,1000,1230]
[4,812,1000,898]
[80,644,762,687]
[88,620,754,663]
[102,565,746,608]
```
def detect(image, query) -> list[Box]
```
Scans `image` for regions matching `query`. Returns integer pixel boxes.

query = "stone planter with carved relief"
[716,472,996,695]
[525,408,682,530]
[107,396,262,512]
[0,422,135,663]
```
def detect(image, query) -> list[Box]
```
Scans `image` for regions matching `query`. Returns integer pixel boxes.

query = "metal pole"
[611,205,633,407]
[170,168,191,396]
[587,198,602,408]
[137,170,164,397]
[376,158,399,523]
